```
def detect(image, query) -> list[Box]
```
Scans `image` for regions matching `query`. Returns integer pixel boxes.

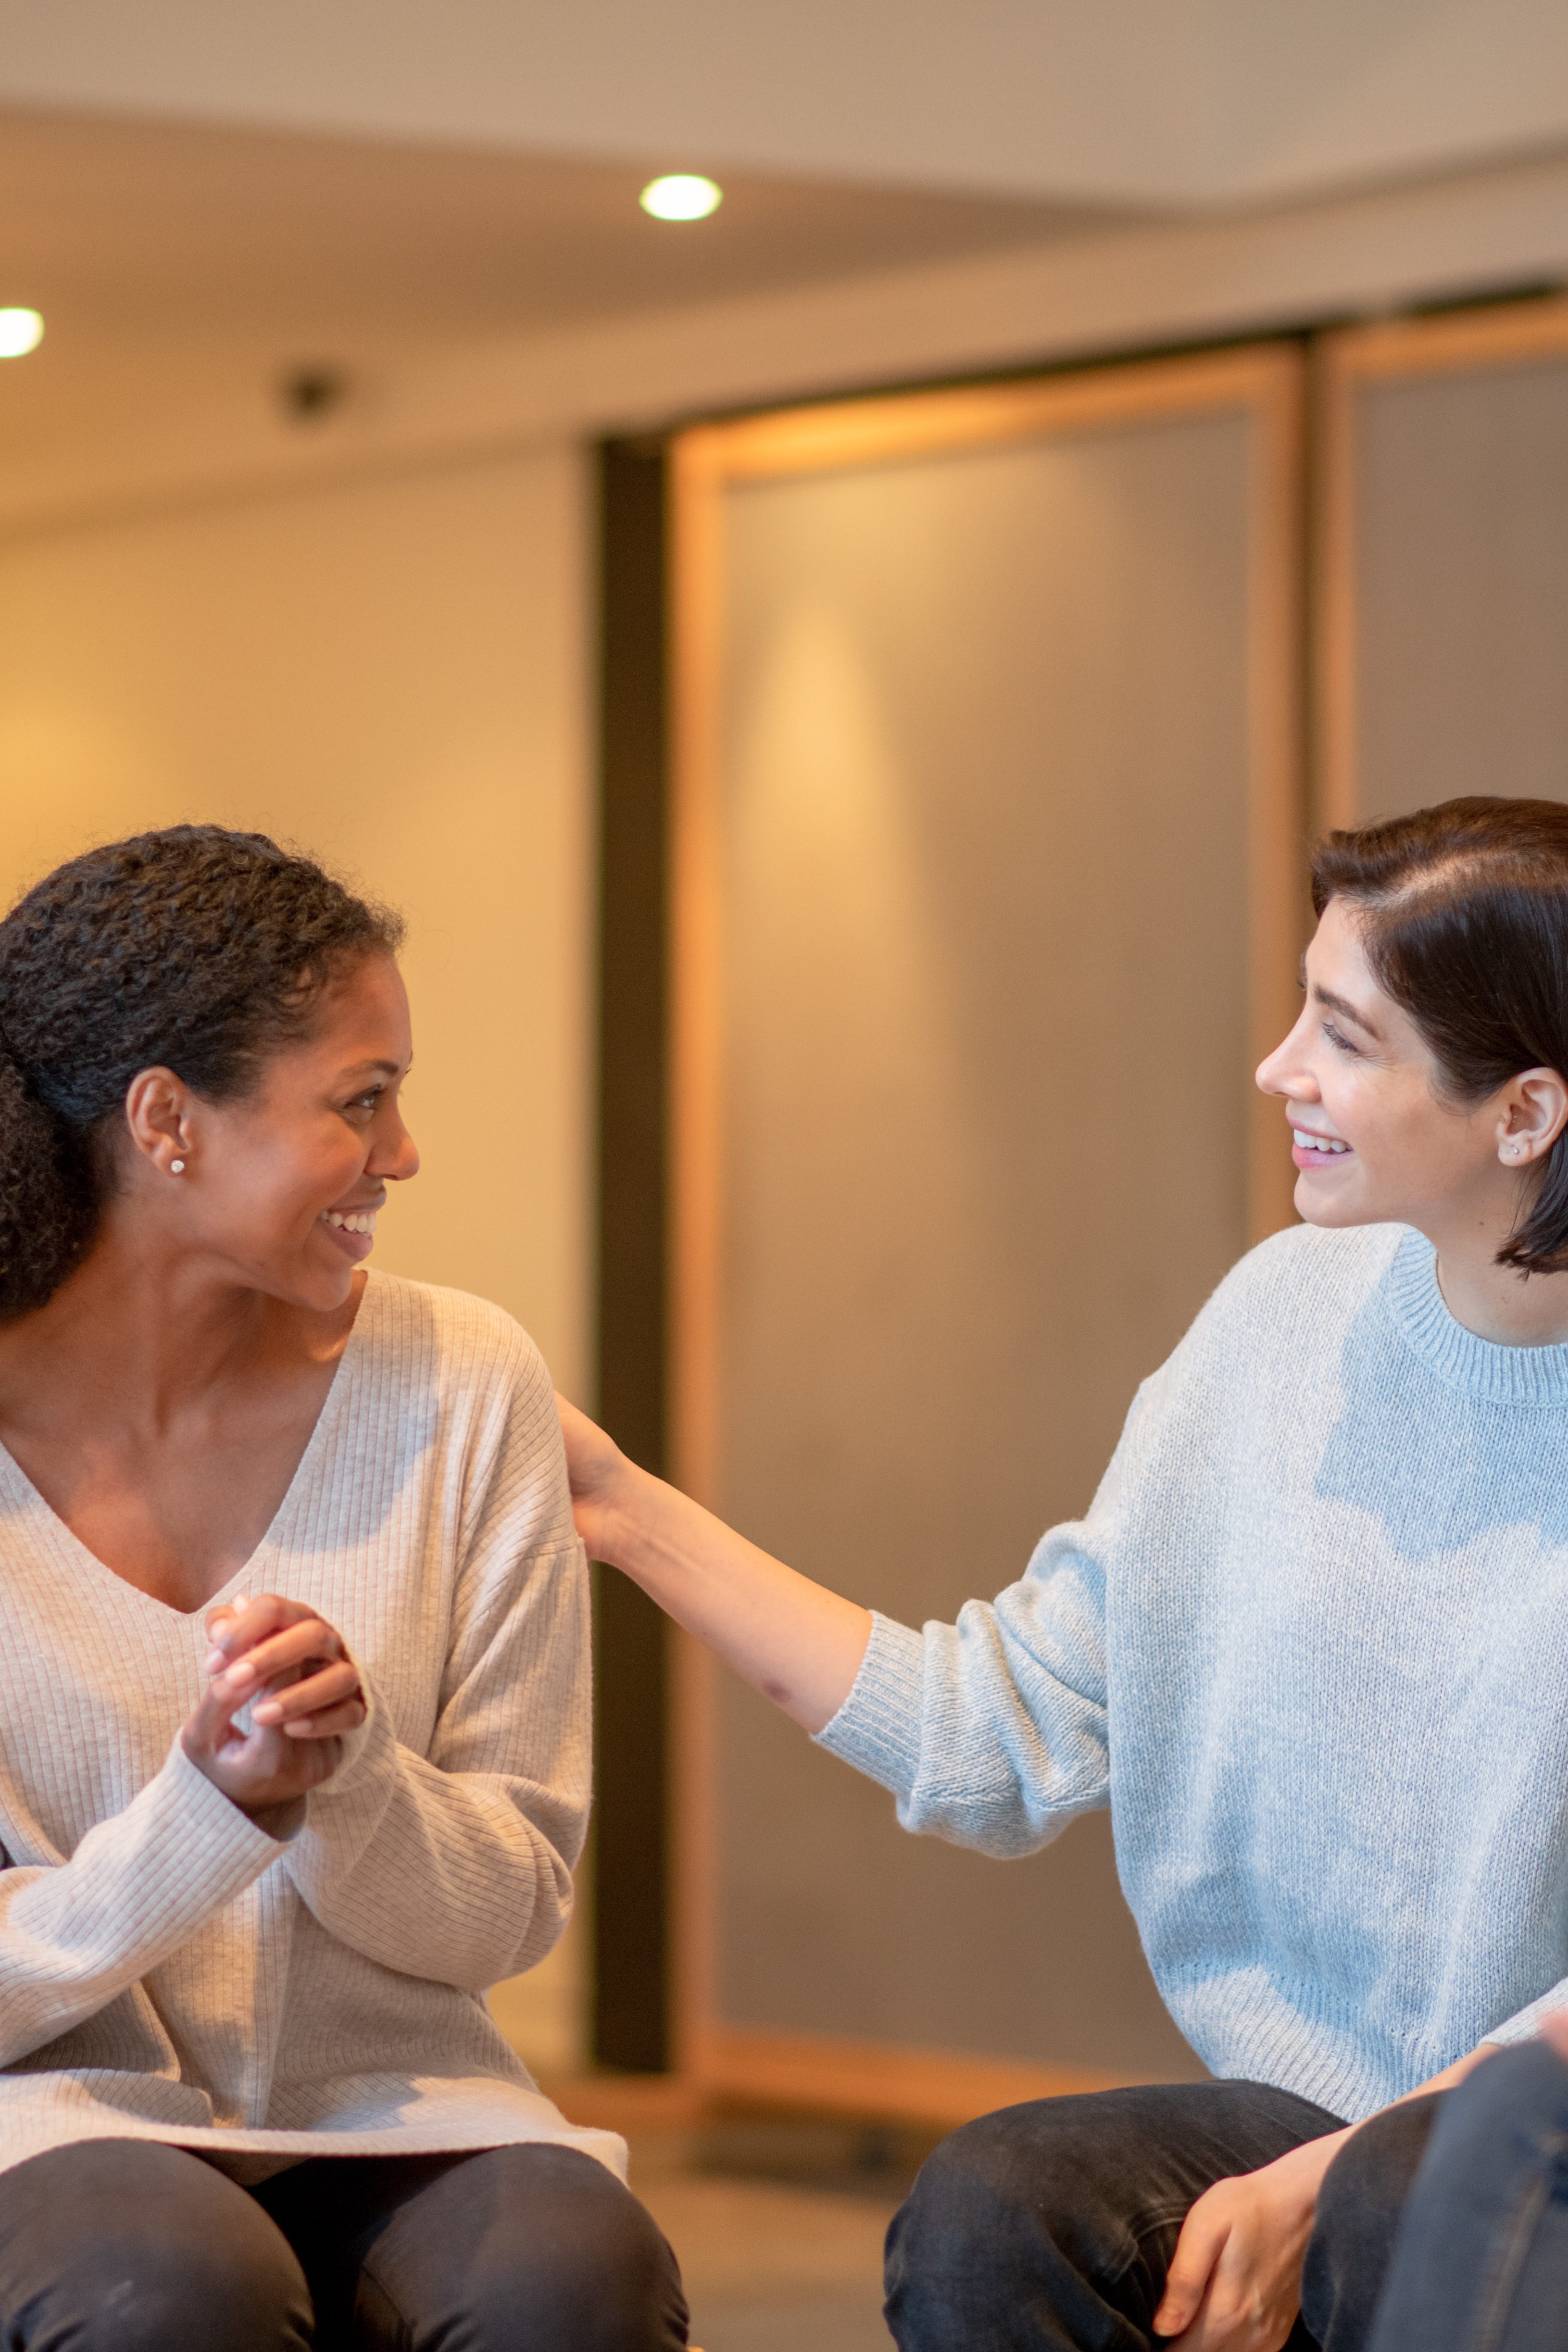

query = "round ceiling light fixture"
[0,308,44,360]
[639,174,722,223]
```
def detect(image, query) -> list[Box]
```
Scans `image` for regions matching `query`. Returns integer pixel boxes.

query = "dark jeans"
[885,2078,1440,2352]
[0,2137,688,2349]
[1368,2041,1568,2352]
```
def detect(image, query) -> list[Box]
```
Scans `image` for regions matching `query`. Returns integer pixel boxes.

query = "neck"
[1428,1215,1568,1347]
[0,1225,284,1428]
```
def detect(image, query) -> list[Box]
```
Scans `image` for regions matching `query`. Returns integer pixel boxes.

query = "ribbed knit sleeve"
[281,1325,590,1988]
[0,1739,284,2066]
[816,1465,1119,1856]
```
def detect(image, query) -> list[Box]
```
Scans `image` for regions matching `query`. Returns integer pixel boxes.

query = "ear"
[1497,1068,1568,1169]
[123,1066,196,1179]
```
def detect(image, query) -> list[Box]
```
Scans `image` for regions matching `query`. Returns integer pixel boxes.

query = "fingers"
[281,1696,367,1740]
[1153,2196,1231,2338]
[183,1674,248,1756]
[203,1592,321,1672]
[209,1614,347,1699]
[252,1659,365,1732]
[555,1392,620,1493]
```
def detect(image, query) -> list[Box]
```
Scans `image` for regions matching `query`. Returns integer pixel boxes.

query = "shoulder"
[1100,1224,1408,1494]
[1207,1220,1405,1324]
[1156,1221,1407,1389]
[355,1270,555,1421]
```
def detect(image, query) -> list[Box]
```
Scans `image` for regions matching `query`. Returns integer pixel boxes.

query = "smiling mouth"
[320,1208,379,1234]
[1292,1130,1352,1157]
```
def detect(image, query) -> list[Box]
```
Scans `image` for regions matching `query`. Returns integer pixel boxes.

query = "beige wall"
[0,441,595,2071]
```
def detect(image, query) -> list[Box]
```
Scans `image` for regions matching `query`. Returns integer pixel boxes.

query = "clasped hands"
[180,1593,366,1833]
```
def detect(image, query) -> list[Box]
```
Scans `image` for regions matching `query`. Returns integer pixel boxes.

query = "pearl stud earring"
[170,1158,186,1175]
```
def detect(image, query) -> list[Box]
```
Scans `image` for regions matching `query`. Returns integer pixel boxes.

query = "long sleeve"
[0,1740,282,2065]
[814,1376,1167,1856]
[815,1546,1111,1858]
[281,1341,590,1987]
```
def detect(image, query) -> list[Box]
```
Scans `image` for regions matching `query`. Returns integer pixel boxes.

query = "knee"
[888,2106,1067,2321]
[394,2146,686,2352]
[1304,2098,1438,2342]
[0,2141,308,2352]
[78,2220,308,2352]
[1313,2101,1433,2260]
[516,2163,684,2349]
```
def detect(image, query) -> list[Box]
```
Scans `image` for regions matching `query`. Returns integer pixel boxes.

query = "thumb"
[182,1674,244,1763]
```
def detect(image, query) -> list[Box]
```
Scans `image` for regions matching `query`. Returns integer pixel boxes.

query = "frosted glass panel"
[704,406,1264,2074]
[1353,354,1568,822]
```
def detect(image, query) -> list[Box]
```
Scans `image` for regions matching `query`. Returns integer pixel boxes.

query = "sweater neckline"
[1386,1227,1568,1406]
[0,1269,381,1622]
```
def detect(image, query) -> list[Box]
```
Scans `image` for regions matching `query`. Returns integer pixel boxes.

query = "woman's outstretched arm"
[558,1394,872,1734]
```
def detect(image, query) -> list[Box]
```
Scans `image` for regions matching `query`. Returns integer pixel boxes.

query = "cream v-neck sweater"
[0,1270,623,2184]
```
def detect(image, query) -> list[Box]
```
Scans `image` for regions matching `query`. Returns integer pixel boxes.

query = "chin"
[1295,1181,1374,1230]
[254,1254,359,1312]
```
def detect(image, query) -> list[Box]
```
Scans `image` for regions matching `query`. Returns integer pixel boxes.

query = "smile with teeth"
[321,1209,379,1234]
[1292,1131,1351,1155]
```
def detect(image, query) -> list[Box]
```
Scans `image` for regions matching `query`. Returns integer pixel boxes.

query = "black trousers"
[885,2079,1440,2352]
[0,2137,689,2350]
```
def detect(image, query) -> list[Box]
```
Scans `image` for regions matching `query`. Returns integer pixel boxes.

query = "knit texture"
[0,1272,623,2182]
[818,1222,1568,2123]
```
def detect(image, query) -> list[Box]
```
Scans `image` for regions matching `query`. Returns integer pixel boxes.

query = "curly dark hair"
[0,824,403,1319]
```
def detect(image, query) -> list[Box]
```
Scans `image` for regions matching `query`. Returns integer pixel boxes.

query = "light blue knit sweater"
[816,1221,1568,2123]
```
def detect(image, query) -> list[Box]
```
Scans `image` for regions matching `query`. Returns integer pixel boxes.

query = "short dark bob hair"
[1313,795,1568,1276]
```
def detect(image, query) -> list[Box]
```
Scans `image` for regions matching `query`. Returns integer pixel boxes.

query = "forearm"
[284,1683,583,1986]
[1281,2044,1500,2196]
[0,1742,282,2064]
[597,1461,872,1733]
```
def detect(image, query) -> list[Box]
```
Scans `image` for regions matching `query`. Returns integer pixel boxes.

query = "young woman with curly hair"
[564,796,1568,2352]
[0,826,685,2352]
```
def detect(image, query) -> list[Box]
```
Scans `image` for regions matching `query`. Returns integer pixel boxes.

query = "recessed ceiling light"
[639,175,722,223]
[0,308,43,360]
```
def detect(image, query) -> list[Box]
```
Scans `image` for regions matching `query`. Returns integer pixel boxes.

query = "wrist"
[594,1457,671,1575]
[1284,2126,1353,2194]
[242,1795,308,1841]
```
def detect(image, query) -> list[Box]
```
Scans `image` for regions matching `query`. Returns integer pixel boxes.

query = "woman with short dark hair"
[563,796,1568,2352]
[0,825,685,2351]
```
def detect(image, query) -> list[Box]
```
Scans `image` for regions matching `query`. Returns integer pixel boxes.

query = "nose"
[371,1107,420,1185]
[1255,1005,1318,1103]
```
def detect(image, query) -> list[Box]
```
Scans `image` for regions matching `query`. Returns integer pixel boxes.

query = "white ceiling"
[0,107,1127,474]
[2,0,1568,534]
[3,0,1568,209]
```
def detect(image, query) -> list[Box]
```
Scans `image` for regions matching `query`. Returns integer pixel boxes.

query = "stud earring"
[170,1158,186,1175]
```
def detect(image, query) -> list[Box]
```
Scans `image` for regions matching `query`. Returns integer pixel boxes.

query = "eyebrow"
[1310,982,1383,1041]
[336,1058,406,1081]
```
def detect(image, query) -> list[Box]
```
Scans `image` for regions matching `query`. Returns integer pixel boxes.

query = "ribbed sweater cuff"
[307,1649,390,1801]
[1487,1979,1568,2045]
[813,1611,926,1798]
[98,1739,285,1932]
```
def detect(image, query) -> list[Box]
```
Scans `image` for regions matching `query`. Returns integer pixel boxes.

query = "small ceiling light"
[0,308,44,360]
[640,174,722,223]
